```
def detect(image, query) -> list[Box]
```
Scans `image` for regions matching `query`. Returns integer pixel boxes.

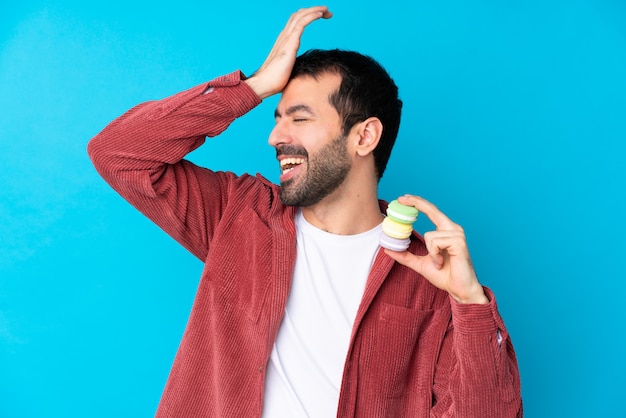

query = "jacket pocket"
[368,304,449,399]
[203,206,273,323]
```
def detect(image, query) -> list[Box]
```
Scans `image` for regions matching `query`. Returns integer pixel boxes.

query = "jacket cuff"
[206,70,262,118]
[450,287,501,334]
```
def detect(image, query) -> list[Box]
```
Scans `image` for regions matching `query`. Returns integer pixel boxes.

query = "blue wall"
[1,1,624,416]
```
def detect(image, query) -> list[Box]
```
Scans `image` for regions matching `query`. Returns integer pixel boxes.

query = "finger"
[424,230,468,257]
[384,248,427,271]
[270,7,332,64]
[285,6,332,34]
[383,249,442,274]
[422,232,445,269]
[397,194,461,231]
[269,7,332,52]
[424,230,473,271]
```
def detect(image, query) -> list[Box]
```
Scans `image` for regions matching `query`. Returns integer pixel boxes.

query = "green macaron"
[386,200,418,224]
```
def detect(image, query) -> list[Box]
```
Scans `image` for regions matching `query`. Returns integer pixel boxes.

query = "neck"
[301,174,382,236]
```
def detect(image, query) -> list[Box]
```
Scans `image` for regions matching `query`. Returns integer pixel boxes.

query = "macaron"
[379,230,410,251]
[379,199,419,251]
[386,200,419,224]
[382,216,413,239]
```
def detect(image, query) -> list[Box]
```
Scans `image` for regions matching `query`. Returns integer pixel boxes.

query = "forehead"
[278,72,342,111]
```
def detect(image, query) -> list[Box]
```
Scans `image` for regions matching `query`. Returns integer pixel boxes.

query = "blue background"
[1,1,624,416]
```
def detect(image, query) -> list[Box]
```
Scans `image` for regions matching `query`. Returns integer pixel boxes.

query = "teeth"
[280,157,305,168]
[280,157,305,174]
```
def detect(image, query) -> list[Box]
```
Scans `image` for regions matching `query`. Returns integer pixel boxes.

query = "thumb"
[383,249,439,274]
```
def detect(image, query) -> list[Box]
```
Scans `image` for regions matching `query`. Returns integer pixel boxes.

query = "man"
[88,6,522,417]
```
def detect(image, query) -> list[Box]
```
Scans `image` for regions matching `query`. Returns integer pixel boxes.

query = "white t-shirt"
[262,209,382,417]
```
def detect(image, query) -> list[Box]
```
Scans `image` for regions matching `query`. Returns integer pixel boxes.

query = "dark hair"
[290,49,402,180]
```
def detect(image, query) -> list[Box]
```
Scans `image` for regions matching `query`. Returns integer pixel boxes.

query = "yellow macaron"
[382,216,413,239]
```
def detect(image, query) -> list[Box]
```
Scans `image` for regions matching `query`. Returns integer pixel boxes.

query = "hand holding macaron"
[383,195,488,305]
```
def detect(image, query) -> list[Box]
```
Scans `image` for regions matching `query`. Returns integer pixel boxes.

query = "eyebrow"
[274,104,315,119]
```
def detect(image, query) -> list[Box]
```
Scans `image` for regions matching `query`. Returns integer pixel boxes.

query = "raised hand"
[384,195,489,304]
[244,6,333,99]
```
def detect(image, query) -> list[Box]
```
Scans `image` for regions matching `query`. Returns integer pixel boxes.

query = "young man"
[88,6,522,417]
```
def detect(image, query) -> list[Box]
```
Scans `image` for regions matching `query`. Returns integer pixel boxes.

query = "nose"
[268,119,291,148]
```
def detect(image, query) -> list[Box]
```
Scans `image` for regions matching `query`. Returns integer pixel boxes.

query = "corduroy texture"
[87,71,522,417]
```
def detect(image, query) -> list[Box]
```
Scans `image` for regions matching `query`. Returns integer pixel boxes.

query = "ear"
[354,117,383,157]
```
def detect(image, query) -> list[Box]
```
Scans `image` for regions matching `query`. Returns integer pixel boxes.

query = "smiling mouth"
[280,157,306,175]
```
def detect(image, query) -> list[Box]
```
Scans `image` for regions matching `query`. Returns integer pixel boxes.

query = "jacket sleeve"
[431,288,523,417]
[87,71,262,261]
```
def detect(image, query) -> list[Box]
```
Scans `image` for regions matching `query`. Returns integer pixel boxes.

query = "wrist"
[453,284,489,305]
[243,76,274,100]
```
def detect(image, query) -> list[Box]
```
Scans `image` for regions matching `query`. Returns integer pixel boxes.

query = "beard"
[279,134,352,207]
